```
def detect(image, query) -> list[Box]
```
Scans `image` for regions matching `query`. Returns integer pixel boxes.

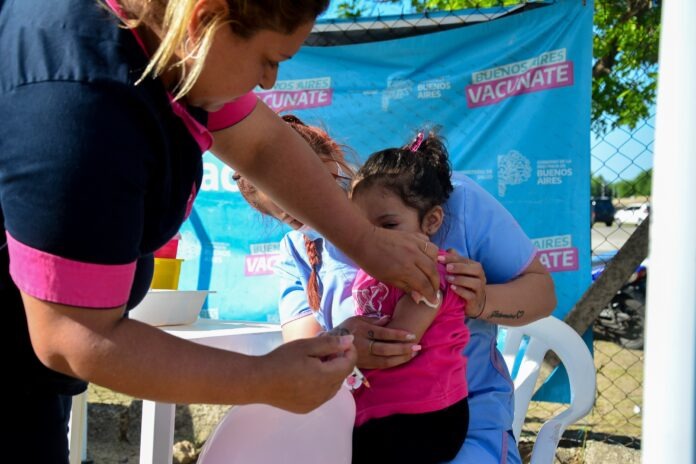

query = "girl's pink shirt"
[351,253,470,426]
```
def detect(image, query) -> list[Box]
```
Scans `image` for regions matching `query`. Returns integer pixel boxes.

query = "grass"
[520,340,643,462]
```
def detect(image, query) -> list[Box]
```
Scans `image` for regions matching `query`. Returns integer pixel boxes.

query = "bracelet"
[470,291,487,319]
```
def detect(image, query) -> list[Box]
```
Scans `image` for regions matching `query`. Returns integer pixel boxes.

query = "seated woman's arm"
[441,252,555,327]
[282,315,323,342]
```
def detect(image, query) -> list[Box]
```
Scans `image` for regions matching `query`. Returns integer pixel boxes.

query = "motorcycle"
[591,251,647,350]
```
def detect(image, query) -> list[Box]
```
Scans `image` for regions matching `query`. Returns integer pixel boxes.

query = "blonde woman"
[0,1,441,461]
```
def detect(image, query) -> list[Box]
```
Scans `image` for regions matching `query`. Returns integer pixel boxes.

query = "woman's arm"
[440,251,556,326]
[210,103,439,301]
[21,292,355,413]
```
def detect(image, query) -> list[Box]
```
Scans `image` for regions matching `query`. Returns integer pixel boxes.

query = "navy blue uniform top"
[0,0,256,394]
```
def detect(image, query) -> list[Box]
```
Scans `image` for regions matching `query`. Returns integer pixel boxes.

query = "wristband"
[470,291,487,319]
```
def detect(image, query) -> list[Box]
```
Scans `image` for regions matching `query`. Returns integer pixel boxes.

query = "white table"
[139,319,283,464]
[68,319,282,464]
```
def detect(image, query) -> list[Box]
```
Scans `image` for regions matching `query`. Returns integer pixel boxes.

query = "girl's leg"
[352,398,469,464]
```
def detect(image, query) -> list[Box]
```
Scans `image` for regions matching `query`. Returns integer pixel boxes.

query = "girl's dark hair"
[351,131,453,220]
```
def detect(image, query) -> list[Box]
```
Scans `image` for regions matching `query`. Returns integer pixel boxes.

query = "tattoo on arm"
[487,310,525,320]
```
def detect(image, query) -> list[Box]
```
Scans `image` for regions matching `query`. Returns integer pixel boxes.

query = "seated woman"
[235,115,556,463]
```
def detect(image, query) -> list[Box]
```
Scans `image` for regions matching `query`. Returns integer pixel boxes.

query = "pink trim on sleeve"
[207,92,258,132]
[169,99,214,152]
[6,232,136,308]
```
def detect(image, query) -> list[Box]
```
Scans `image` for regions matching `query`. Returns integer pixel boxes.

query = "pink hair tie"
[408,132,424,152]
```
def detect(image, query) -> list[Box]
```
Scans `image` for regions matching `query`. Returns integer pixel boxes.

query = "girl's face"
[351,184,444,237]
[351,185,423,234]
[242,160,350,230]
[186,21,314,111]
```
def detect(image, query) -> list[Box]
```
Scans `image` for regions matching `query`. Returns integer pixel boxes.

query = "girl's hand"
[439,249,487,318]
[337,316,419,369]
[256,334,356,413]
[352,227,440,305]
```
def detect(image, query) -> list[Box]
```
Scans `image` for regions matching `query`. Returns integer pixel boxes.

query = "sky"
[321,1,416,19]
[590,114,655,183]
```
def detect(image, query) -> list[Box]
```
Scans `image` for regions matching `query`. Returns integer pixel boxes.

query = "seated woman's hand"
[439,249,487,318]
[256,334,356,413]
[352,227,440,304]
[338,316,419,370]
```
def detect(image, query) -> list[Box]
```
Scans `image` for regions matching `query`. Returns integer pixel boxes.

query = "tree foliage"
[592,0,660,134]
[612,168,652,197]
[591,169,651,198]
[335,0,661,134]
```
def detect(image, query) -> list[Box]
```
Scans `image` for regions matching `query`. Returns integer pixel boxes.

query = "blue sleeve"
[441,175,537,284]
[275,234,314,326]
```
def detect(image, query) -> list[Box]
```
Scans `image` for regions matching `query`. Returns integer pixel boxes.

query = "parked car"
[614,202,650,226]
[591,197,615,226]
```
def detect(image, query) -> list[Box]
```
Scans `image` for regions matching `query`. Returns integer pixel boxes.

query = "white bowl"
[129,290,209,327]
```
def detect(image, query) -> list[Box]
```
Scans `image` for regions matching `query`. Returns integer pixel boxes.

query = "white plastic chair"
[197,386,355,464]
[501,316,596,464]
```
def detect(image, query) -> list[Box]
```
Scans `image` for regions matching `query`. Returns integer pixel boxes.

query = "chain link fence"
[521,114,652,464]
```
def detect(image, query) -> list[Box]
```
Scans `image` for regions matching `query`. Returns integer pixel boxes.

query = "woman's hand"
[439,249,487,318]
[352,227,440,304]
[337,316,419,369]
[256,334,357,413]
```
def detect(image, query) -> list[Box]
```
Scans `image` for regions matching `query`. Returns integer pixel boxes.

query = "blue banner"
[178,0,593,400]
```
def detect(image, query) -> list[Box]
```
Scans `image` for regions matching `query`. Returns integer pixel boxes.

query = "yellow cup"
[151,258,183,290]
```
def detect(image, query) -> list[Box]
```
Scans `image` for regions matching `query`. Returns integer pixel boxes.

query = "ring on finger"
[369,339,376,356]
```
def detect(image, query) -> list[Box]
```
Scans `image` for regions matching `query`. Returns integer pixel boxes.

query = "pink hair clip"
[408,132,424,152]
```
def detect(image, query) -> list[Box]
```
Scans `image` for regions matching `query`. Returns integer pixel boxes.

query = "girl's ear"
[421,205,444,236]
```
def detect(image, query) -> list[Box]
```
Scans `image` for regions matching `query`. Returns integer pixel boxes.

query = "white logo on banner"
[382,78,413,111]
[245,242,281,277]
[460,169,494,181]
[531,234,578,273]
[497,150,531,197]
[256,77,333,112]
[417,77,452,99]
[536,159,574,185]
[466,49,573,108]
[201,163,238,192]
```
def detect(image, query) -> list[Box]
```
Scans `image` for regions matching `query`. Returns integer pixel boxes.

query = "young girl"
[349,132,470,464]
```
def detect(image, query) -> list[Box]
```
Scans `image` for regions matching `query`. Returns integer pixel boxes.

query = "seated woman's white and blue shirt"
[275,173,536,464]
[0,0,257,395]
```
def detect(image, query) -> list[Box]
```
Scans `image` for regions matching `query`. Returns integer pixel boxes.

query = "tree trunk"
[544,218,650,367]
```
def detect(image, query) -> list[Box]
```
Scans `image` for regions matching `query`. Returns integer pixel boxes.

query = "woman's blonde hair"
[119,0,329,100]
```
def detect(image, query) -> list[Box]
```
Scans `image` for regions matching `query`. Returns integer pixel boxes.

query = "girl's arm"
[21,292,355,413]
[210,103,440,302]
[385,295,441,344]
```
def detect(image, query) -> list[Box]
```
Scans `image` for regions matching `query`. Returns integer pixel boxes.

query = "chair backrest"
[501,316,596,464]
[197,386,356,464]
